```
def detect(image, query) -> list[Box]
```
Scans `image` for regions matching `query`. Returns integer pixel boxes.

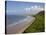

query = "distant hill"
[37,10,44,15]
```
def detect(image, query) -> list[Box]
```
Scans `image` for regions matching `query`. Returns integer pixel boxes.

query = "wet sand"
[7,16,35,34]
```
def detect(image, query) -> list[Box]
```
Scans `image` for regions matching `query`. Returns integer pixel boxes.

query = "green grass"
[23,11,45,33]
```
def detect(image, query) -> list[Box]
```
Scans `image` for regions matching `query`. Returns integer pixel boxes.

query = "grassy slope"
[23,11,45,33]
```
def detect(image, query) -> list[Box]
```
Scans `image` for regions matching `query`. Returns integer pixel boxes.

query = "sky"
[6,1,45,15]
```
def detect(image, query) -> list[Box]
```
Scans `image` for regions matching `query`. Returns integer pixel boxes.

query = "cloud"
[24,5,44,15]
[30,5,38,9]
[7,5,44,15]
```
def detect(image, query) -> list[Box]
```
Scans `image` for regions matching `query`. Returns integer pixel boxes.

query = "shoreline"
[7,16,32,27]
[7,16,35,34]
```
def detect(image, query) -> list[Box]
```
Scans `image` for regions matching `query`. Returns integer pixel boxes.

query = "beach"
[6,1,44,34]
[7,16,35,34]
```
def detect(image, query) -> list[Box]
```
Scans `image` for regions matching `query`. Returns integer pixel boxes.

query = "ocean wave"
[7,16,32,27]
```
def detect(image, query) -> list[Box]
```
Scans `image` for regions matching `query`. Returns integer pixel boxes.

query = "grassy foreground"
[23,11,45,33]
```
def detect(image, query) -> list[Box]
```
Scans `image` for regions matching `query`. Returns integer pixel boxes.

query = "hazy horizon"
[6,1,45,15]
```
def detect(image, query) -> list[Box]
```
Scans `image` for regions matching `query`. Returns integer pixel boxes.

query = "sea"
[6,15,27,25]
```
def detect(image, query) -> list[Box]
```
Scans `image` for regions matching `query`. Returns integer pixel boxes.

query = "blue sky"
[6,1,45,15]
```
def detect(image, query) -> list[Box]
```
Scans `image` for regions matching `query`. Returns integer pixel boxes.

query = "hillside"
[23,10,45,33]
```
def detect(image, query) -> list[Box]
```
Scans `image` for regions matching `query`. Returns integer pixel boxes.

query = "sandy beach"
[7,16,35,34]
